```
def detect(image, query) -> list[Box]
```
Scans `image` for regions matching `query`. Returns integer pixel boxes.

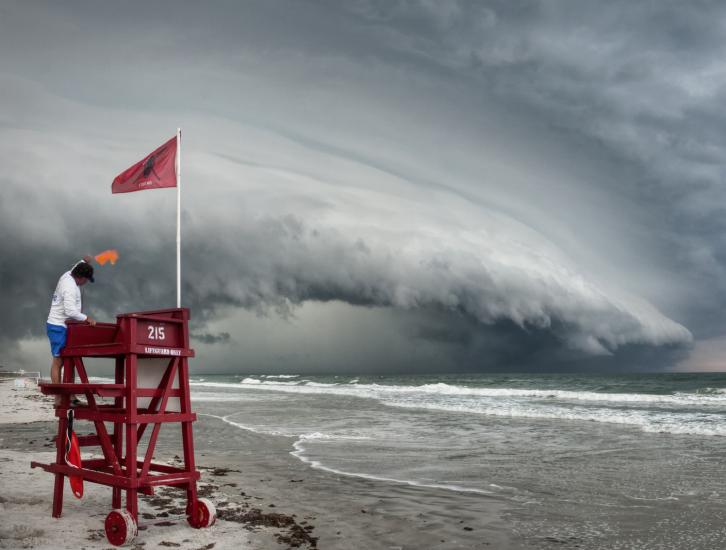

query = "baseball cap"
[72,261,95,283]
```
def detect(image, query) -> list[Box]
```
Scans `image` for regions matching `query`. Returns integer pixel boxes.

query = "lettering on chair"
[143,347,182,356]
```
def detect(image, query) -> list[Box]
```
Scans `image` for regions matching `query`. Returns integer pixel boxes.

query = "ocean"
[188,372,726,549]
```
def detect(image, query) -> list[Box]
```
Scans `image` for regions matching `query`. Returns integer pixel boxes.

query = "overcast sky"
[2,0,726,374]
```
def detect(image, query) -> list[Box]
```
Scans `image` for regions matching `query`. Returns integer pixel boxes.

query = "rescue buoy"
[65,409,83,498]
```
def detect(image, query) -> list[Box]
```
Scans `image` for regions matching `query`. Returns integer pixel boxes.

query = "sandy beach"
[0,379,517,549]
[0,380,304,550]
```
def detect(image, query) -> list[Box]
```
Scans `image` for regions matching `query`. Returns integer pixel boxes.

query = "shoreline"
[0,380,520,549]
[187,411,519,549]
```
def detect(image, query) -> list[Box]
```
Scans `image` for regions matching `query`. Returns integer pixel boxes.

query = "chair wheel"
[105,509,137,546]
[186,497,216,528]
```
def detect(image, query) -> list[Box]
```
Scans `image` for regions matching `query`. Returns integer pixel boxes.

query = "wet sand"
[173,412,519,549]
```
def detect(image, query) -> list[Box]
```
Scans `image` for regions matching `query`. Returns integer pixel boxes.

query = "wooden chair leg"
[52,415,67,518]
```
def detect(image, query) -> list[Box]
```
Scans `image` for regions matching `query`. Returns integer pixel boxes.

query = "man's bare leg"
[50,356,62,407]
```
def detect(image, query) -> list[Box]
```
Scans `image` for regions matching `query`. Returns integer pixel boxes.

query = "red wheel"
[186,498,216,528]
[105,509,137,546]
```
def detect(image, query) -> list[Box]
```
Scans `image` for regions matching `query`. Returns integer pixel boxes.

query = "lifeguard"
[47,257,97,405]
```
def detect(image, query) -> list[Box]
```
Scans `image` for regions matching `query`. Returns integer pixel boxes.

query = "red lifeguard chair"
[31,308,215,546]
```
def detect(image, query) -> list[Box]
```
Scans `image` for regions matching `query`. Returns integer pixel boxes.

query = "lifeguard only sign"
[143,347,182,356]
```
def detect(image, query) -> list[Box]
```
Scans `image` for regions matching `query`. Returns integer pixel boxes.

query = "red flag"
[112,136,177,194]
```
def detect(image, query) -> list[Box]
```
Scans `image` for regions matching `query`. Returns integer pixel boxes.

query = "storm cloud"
[3,0,725,373]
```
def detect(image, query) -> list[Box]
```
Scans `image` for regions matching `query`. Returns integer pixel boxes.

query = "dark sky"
[2,0,725,374]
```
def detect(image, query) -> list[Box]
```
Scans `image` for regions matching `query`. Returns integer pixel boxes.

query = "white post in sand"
[176,127,182,308]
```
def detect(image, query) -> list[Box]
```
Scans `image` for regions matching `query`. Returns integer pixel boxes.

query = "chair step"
[39,383,125,397]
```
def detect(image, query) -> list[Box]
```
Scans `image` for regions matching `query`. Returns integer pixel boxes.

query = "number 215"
[148,325,165,340]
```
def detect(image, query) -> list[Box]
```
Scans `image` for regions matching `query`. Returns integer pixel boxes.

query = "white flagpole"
[176,127,181,308]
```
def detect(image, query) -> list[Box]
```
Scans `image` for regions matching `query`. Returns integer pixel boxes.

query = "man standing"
[47,257,97,404]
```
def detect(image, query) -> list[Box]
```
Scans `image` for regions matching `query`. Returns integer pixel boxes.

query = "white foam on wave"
[192,378,726,437]
[386,400,726,437]
[191,379,302,389]
[290,433,494,495]
[88,376,114,383]
[214,412,287,436]
[217,378,726,408]
[203,412,298,439]
[191,392,267,403]
[111,373,726,407]
[697,387,726,395]
[240,377,308,386]
[205,415,494,495]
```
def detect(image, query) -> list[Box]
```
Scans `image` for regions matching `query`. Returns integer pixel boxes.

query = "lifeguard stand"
[31,308,215,546]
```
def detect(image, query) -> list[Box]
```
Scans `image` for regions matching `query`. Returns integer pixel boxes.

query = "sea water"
[189,373,726,549]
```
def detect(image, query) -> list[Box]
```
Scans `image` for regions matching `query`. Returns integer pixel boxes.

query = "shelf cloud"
[4,0,725,372]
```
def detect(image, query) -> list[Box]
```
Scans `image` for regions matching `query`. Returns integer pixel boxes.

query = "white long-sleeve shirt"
[47,264,88,326]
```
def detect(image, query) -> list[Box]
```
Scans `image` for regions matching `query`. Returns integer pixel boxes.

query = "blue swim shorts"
[47,323,67,357]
